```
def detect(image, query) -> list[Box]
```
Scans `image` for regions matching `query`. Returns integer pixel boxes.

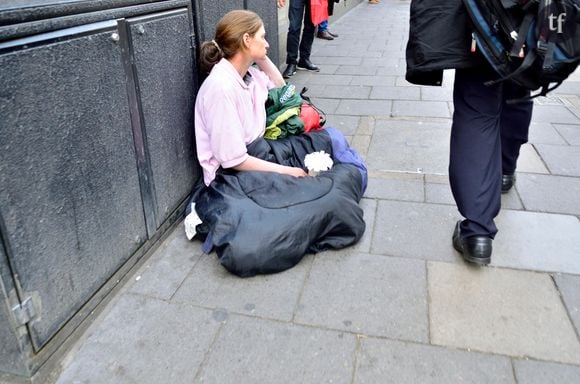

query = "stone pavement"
[52,1,580,383]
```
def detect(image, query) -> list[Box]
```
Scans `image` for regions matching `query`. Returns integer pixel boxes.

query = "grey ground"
[53,1,580,383]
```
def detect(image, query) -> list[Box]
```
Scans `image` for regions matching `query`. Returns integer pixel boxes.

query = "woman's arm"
[233,155,307,177]
[254,56,285,87]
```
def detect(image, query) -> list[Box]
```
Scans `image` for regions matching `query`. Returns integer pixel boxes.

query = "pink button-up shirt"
[194,58,274,186]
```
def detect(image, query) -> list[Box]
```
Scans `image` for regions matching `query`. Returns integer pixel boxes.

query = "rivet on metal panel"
[110,32,120,42]
[136,25,145,35]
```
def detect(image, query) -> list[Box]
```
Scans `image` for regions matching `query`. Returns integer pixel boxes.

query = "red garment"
[310,0,329,25]
[300,102,323,133]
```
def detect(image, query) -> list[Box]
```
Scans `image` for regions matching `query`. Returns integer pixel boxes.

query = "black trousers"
[449,68,533,239]
[286,0,315,64]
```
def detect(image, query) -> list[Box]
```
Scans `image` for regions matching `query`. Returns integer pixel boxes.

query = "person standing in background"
[317,0,340,40]
[278,0,321,79]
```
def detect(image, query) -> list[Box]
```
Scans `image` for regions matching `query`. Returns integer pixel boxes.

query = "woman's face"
[247,25,269,60]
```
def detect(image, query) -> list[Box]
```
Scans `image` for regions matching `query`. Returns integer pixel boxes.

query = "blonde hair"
[199,10,263,74]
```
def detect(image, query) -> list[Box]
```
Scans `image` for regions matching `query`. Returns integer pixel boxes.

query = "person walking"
[405,0,533,266]
[278,0,320,79]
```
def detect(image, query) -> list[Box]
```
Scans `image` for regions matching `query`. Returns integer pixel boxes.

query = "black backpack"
[463,0,580,100]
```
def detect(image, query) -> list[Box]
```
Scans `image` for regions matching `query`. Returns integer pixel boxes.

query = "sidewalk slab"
[516,173,580,215]
[516,144,550,174]
[171,252,313,322]
[372,200,460,263]
[55,294,220,384]
[513,360,580,384]
[531,105,580,124]
[429,262,580,364]
[365,173,424,202]
[354,338,514,384]
[535,144,580,176]
[554,273,580,334]
[391,100,451,118]
[127,226,201,300]
[294,252,428,342]
[195,316,356,384]
[528,122,568,145]
[553,123,580,145]
[366,120,450,174]
[493,210,580,274]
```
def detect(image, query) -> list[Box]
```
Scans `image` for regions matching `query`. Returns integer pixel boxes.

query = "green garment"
[265,84,304,139]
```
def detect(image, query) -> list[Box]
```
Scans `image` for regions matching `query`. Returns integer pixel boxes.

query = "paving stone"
[313,56,363,66]
[536,144,580,176]
[351,134,372,158]
[365,174,424,202]
[425,177,524,209]
[372,200,461,262]
[366,120,451,174]
[354,338,515,384]
[351,198,376,254]
[554,273,580,335]
[357,116,375,135]
[350,75,396,86]
[493,210,580,274]
[528,122,568,145]
[325,114,360,135]
[323,85,371,99]
[295,252,428,342]
[531,105,580,124]
[294,84,326,98]
[335,65,378,76]
[127,225,201,300]
[361,57,401,67]
[420,86,453,101]
[553,123,580,145]
[517,144,550,174]
[171,253,313,321]
[56,294,219,384]
[513,360,580,384]
[376,66,406,76]
[310,97,340,114]
[517,173,580,215]
[369,86,420,100]
[429,262,580,364]
[306,74,353,85]
[196,315,356,384]
[336,99,391,116]
[317,64,339,75]
[392,100,451,118]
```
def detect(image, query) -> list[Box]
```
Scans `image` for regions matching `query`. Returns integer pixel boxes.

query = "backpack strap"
[509,12,534,58]
[485,48,538,86]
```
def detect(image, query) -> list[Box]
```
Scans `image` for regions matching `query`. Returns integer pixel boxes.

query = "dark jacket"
[405,0,481,85]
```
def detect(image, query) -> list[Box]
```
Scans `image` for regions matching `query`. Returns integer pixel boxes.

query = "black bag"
[463,0,580,100]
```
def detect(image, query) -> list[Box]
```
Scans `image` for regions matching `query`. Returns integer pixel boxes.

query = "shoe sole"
[297,66,320,72]
[282,71,296,79]
[462,253,491,266]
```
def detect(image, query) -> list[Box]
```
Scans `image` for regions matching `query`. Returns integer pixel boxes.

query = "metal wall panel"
[128,9,197,227]
[246,0,280,66]
[0,25,147,350]
[195,0,244,41]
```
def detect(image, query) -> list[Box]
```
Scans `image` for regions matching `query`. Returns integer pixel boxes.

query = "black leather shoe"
[297,59,320,72]
[452,221,492,266]
[328,30,339,38]
[501,174,516,194]
[282,63,297,79]
[317,30,334,40]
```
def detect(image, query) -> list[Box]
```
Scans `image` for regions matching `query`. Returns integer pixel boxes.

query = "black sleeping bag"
[193,129,366,277]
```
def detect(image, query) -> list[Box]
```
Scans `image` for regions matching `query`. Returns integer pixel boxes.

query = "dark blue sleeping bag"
[192,128,367,277]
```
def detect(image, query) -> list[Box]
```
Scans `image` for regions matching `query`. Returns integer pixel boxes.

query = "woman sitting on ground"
[195,9,306,186]
[191,10,366,277]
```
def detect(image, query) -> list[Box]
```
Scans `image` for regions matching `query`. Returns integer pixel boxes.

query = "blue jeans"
[318,20,329,32]
[286,0,315,64]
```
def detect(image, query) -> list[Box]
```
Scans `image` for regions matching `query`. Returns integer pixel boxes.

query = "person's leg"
[450,68,504,239]
[500,82,533,176]
[299,0,316,62]
[318,20,328,32]
[286,0,305,65]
